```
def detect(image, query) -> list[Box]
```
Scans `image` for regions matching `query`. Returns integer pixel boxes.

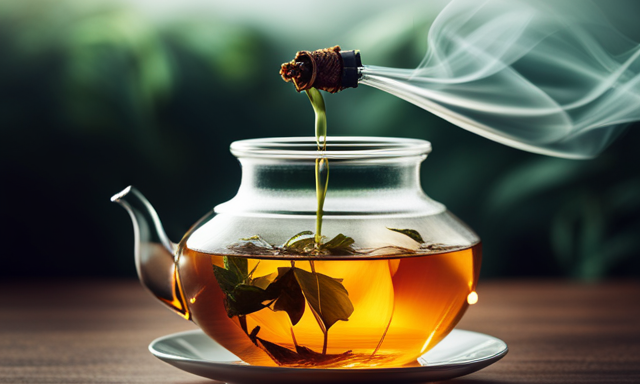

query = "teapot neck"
[240,157,423,192]
[216,155,443,217]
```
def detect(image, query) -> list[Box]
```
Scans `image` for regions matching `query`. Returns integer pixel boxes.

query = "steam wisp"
[359,0,640,158]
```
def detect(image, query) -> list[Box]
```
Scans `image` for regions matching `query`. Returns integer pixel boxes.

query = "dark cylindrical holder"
[340,50,362,89]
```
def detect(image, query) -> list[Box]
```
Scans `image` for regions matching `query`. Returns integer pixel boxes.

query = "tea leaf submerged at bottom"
[249,326,354,367]
[212,255,357,361]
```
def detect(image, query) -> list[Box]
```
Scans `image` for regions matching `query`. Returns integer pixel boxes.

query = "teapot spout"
[111,186,189,319]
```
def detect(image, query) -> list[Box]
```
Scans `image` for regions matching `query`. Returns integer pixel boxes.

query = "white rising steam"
[359,0,640,158]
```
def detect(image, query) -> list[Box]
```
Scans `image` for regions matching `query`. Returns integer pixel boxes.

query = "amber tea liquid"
[177,243,481,368]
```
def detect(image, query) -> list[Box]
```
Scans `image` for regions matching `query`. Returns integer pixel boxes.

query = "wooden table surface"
[1,279,639,384]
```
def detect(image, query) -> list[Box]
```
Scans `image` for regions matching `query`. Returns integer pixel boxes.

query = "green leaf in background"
[387,227,425,244]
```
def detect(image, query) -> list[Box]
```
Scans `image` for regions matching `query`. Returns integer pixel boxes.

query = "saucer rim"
[149,328,508,373]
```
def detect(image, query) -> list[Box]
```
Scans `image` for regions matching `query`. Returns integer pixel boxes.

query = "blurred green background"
[1,0,639,281]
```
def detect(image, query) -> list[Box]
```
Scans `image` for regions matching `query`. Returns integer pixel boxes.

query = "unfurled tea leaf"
[224,283,278,318]
[240,235,275,248]
[419,243,460,252]
[225,255,249,279]
[321,233,355,255]
[268,268,305,326]
[293,268,354,331]
[282,231,316,254]
[251,325,354,367]
[255,337,302,366]
[387,227,425,244]
[214,256,280,318]
[323,234,354,249]
[251,272,277,290]
[228,235,277,256]
[213,264,240,295]
[283,231,314,248]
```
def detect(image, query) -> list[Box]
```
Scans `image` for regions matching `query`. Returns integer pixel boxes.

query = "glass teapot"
[112,136,481,369]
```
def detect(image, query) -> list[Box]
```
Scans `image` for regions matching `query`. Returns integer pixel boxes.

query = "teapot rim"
[230,136,432,159]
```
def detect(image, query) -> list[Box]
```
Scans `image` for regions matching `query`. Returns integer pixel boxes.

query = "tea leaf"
[283,233,316,254]
[213,264,240,295]
[282,231,314,254]
[419,243,461,252]
[293,268,354,331]
[323,234,354,249]
[251,326,354,367]
[227,284,272,316]
[387,227,425,244]
[228,236,277,256]
[321,233,355,255]
[268,268,305,326]
[214,256,280,318]
[225,256,249,279]
[251,272,278,290]
[255,337,302,365]
[223,283,279,318]
[240,235,275,248]
[283,231,314,248]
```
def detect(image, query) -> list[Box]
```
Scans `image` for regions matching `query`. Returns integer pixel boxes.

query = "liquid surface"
[177,243,481,368]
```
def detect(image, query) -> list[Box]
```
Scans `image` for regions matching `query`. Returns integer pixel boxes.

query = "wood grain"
[1,279,638,383]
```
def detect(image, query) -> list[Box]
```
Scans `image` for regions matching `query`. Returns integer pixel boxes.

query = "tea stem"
[290,327,299,349]
[314,157,329,244]
[239,315,248,335]
[370,303,395,358]
[322,330,328,355]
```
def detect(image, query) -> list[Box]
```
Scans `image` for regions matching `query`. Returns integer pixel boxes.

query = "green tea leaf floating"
[321,233,355,255]
[293,268,354,331]
[282,231,316,254]
[283,231,314,248]
[228,235,277,256]
[387,227,425,244]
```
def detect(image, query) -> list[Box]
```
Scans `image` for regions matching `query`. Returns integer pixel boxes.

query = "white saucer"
[149,329,508,384]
